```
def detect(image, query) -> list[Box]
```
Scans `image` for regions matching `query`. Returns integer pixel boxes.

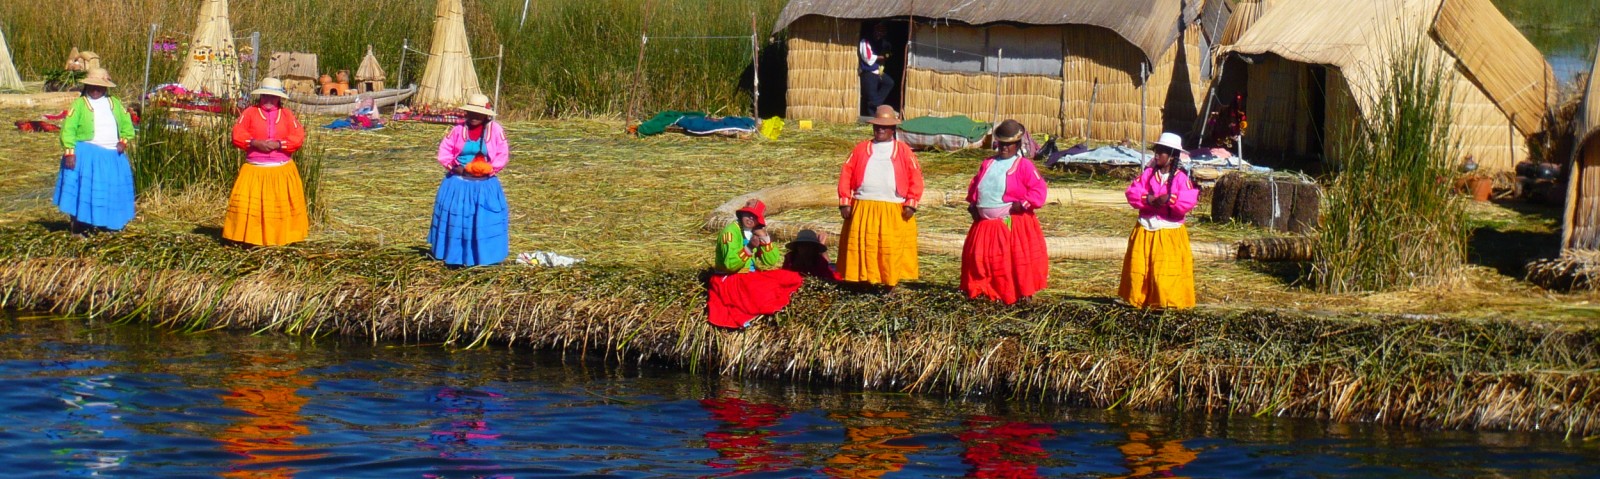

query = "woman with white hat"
[428,93,510,266]
[224,77,309,246]
[54,67,137,233]
[960,119,1049,304]
[1119,132,1199,309]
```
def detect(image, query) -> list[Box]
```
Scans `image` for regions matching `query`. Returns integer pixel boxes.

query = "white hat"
[460,94,497,117]
[1152,132,1184,152]
[250,77,290,99]
[80,68,116,88]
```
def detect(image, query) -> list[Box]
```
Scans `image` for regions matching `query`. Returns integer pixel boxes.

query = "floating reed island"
[0,103,1597,437]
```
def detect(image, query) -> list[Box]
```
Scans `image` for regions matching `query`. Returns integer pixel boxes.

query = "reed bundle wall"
[785,16,861,123]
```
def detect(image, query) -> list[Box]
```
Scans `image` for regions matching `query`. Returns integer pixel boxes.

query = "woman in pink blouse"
[1119,132,1199,309]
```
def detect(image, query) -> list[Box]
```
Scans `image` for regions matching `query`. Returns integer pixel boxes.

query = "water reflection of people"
[1108,431,1198,479]
[218,354,318,479]
[956,416,1054,478]
[823,410,925,479]
[700,396,795,475]
[50,375,132,474]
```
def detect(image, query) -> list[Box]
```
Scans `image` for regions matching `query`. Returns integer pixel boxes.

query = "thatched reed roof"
[1225,0,1553,135]
[267,52,318,79]
[413,0,483,109]
[1563,41,1600,250]
[0,24,21,90]
[772,0,1186,65]
[1217,0,1273,46]
[356,45,385,81]
[177,0,242,97]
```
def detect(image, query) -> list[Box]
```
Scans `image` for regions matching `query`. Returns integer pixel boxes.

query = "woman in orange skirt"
[223,78,309,246]
[961,119,1049,304]
[836,105,924,289]
[1118,132,1199,309]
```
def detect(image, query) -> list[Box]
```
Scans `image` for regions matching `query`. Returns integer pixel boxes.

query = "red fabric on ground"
[707,269,804,329]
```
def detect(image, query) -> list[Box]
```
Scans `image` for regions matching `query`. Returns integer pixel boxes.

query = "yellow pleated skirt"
[838,199,918,286]
[223,162,309,246]
[1118,225,1196,309]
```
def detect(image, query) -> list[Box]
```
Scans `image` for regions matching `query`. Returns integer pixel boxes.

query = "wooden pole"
[751,11,759,118]
[519,0,532,29]
[901,9,913,115]
[1140,62,1148,164]
[625,0,657,126]
[992,48,1003,125]
[494,43,504,110]
[141,23,156,110]
[249,32,260,91]
[397,38,407,89]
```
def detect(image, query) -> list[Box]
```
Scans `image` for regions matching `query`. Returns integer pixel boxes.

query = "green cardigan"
[715,222,781,274]
[59,95,136,150]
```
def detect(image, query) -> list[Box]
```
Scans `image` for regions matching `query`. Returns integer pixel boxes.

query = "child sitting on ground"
[782,229,840,281]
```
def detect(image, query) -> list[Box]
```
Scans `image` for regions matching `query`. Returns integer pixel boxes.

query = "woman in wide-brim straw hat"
[1119,132,1199,309]
[54,68,137,233]
[224,77,310,246]
[960,119,1049,304]
[428,93,511,266]
[836,104,924,289]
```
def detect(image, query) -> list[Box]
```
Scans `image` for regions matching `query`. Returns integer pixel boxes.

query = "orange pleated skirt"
[961,211,1048,304]
[1118,225,1196,309]
[223,162,309,246]
[837,199,918,286]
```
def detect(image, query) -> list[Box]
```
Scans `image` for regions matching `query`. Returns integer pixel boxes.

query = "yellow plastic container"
[799,120,814,130]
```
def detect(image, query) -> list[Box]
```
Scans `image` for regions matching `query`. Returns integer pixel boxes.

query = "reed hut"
[355,45,386,93]
[412,0,483,110]
[266,52,319,95]
[177,0,243,98]
[0,23,21,91]
[1220,0,1553,174]
[774,0,1226,142]
[1561,44,1600,250]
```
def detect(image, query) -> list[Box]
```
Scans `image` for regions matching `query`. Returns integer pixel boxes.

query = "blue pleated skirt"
[428,174,509,266]
[53,142,136,230]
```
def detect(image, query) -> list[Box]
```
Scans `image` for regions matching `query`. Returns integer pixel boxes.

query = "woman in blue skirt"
[429,94,510,266]
[55,68,137,233]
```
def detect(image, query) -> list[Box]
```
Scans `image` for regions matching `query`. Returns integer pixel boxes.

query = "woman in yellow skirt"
[1119,132,1198,309]
[224,78,309,246]
[836,105,924,289]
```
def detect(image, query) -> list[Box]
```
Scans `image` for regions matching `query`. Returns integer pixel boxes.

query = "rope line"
[402,46,500,61]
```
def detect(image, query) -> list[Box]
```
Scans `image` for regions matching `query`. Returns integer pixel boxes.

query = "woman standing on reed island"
[429,94,510,266]
[225,78,309,246]
[1119,132,1199,309]
[961,119,1049,304]
[54,68,136,234]
[837,105,923,290]
[707,199,804,329]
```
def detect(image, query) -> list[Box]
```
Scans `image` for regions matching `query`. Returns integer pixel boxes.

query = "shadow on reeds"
[189,225,225,243]
[1469,226,1560,278]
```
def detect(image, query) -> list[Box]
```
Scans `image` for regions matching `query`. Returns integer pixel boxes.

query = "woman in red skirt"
[961,119,1049,304]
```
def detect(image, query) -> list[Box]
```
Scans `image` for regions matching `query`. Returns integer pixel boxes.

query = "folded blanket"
[637,110,705,137]
[678,115,757,135]
[900,115,989,141]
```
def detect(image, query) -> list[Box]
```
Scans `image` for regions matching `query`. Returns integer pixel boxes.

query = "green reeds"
[1312,37,1469,293]
[0,0,785,118]
[130,107,325,218]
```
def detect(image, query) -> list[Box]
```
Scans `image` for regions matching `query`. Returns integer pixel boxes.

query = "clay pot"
[318,74,332,85]
[1468,176,1493,202]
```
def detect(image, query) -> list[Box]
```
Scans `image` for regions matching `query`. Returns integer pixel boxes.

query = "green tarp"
[899,115,990,141]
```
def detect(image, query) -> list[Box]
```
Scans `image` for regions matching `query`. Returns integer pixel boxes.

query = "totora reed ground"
[2,103,1600,437]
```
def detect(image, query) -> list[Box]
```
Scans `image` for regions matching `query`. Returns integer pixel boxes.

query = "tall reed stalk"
[1312,38,1469,293]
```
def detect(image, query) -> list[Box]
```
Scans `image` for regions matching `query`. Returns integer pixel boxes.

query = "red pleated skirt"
[961,212,1049,305]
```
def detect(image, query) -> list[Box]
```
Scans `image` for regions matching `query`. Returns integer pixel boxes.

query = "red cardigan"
[231,106,306,154]
[837,139,925,208]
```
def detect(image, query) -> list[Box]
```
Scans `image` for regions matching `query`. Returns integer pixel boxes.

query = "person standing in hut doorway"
[54,68,136,235]
[1119,132,1199,309]
[859,21,896,116]
[838,105,923,291]
[961,120,1049,305]
[429,94,511,267]
[225,78,310,247]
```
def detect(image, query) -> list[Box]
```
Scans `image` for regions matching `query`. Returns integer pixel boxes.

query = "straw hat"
[250,77,289,99]
[866,104,901,126]
[1152,132,1185,152]
[80,68,116,88]
[460,94,497,117]
[993,119,1025,143]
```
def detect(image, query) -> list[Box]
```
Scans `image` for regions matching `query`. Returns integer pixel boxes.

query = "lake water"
[1492,0,1600,85]
[1,314,1596,478]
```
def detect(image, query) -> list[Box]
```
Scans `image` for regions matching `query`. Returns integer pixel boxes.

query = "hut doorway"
[859,19,909,115]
